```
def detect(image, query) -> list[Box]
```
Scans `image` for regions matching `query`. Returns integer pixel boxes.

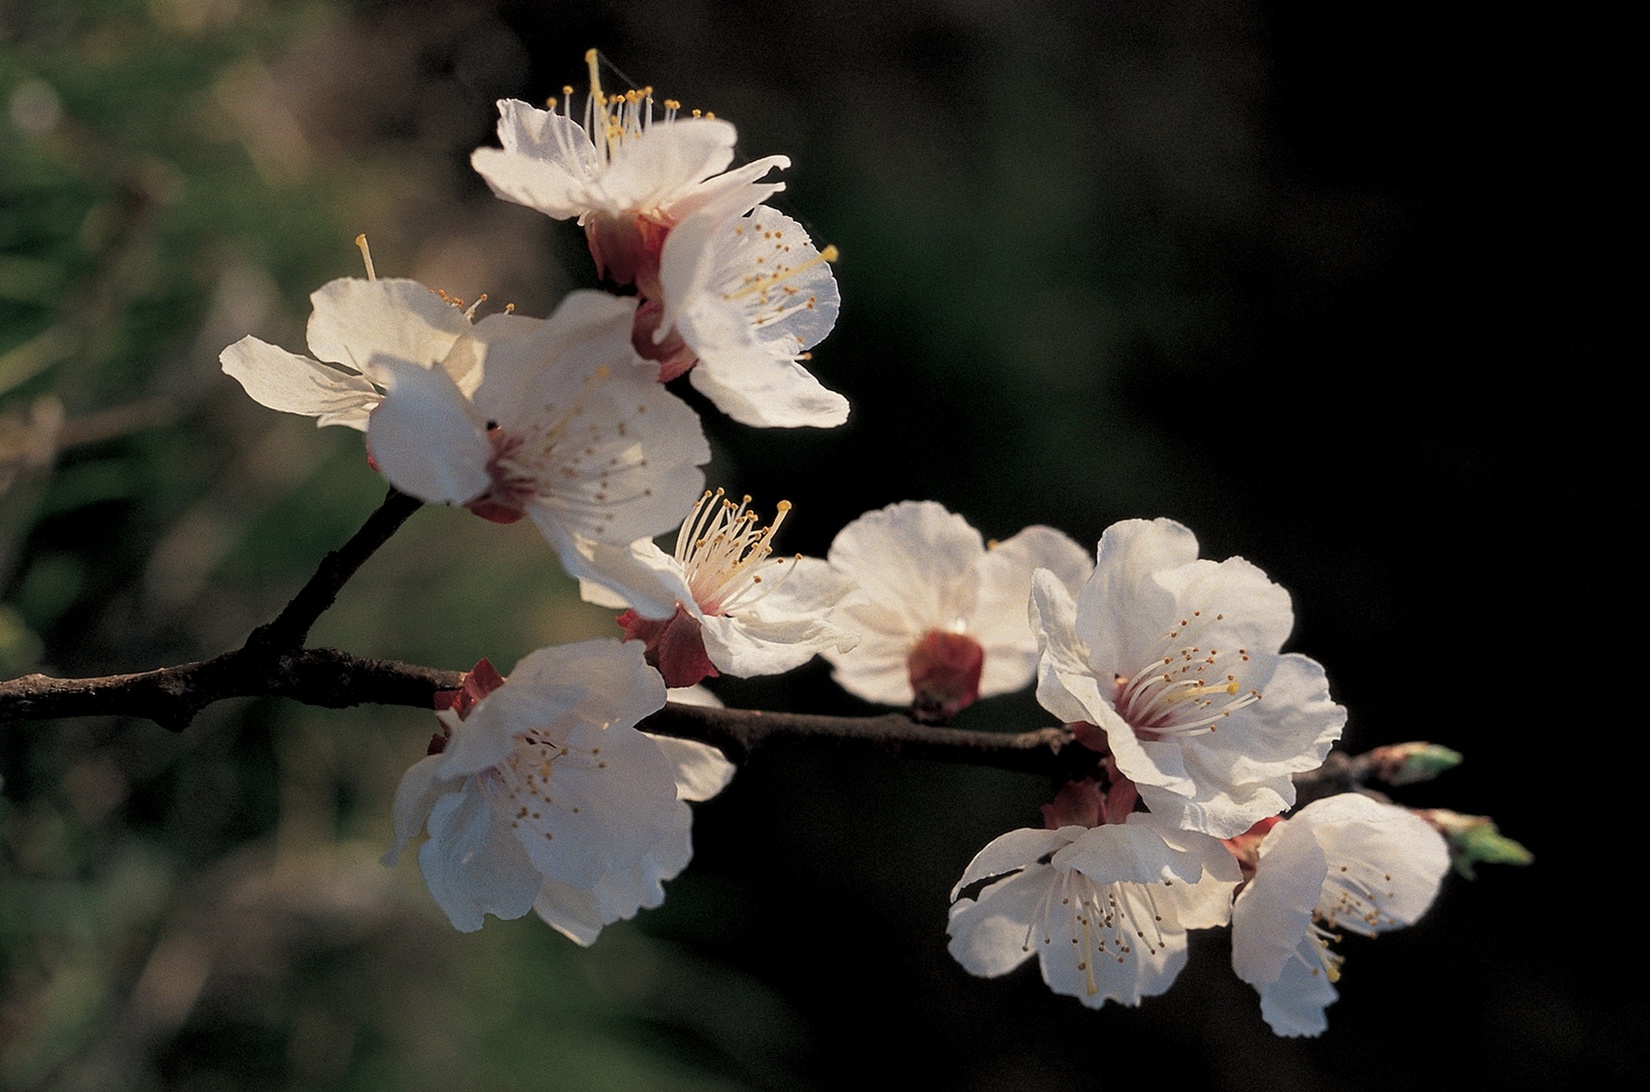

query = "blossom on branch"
[383,641,732,940]
[470,51,788,299]
[582,488,858,688]
[220,275,535,430]
[1230,793,1449,1036]
[471,53,845,429]
[947,813,1241,1008]
[364,290,710,612]
[818,501,1092,722]
[640,204,846,428]
[1032,518,1344,837]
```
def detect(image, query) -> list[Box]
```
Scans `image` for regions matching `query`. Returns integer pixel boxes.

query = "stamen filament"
[724,245,839,302]
[355,233,376,281]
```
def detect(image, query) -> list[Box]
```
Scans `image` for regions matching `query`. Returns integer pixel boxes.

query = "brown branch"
[642,702,1099,779]
[0,485,1366,787]
[0,652,1363,794]
[0,649,461,731]
[0,651,1094,775]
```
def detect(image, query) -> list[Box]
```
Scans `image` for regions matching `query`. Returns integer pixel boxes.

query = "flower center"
[1320,861,1403,937]
[717,220,839,358]
[1302,919,1346,982]
[1111,609,1260,739]
[1029,868,1170,997]
[674,488,795,616]
[487,729,575,846]
[1298,859,1404,982]
[467,365,626,524]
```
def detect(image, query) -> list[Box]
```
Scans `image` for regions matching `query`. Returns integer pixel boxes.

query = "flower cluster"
[946,517,1456,1033]
[223,52,856,931]
[216,51,1516,1032]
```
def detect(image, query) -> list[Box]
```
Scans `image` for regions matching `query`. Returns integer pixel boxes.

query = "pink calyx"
[907,629,985,724]
[585,212,670,297]
[618,605,719,688]
[463,428,534,525]
[428,659,507,753]
[632,297,700,382]
[1222,815,1283,879]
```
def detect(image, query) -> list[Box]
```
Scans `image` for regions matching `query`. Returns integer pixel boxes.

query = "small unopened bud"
[1419,809,1534,879]
[1369,741,1464,785]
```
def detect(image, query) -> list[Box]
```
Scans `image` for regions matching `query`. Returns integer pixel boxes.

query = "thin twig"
[243,487,424,654]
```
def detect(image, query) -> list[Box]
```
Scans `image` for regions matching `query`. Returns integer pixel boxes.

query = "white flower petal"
[1257,950,1341,1037]
[502,639,666,733]
[470,100,601,219]
[220,336,380,430]
[306,277,470,376]
[829,501,984,640]
[595,118,738,211]
[947,865,1050,978]
[418,786,541,932]
[532,800,694,947]
[383,753,447,866]
[685,340,850,428]
[973,526,1093,696]
[365,358,492,505]
[574,538,694,620]
[646,733,736,802]
[951,826,1078,899]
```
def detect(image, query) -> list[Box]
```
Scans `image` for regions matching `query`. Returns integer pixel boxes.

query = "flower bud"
[1418,809,1534,879]
[1369,741,1463,785]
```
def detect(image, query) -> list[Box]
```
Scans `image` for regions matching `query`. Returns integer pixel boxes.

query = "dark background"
[1,1,1636,1089]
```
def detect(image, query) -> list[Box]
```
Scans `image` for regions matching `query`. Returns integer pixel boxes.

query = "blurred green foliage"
[0,3,721,1088]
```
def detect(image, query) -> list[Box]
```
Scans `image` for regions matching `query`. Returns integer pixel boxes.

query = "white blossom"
[470,51,787,296]
[581,488,858,687]
[1032,518,1344,837]
[1231,793,1449,1036]
[471,54,845,430]
[815,501,1092,720]
[220,276,535,430]
[383,640,732,939]
[947,814,1241,1009]
[641,203,847,428]
[365,290,710,612]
